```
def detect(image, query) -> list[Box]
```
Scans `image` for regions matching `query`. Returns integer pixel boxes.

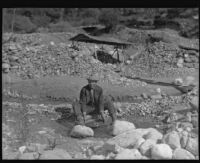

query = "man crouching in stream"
[73,74,117,126]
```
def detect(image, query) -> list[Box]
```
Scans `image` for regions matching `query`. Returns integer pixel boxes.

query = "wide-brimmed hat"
[87,74,99,82]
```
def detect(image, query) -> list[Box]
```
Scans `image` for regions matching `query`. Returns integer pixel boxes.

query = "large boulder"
[185,137,198,156]
[39,148,72,159]
[162,131,181,149]
[107,128,161,148]
[151,144,173,159]
[106,129,145,148]
[143,129,163,142]
[70,125,94,138]
[112,120,136,136]
[173,148,195,159]
[115,149,142,160]
[133,138,146,149]
[139,139,157,157]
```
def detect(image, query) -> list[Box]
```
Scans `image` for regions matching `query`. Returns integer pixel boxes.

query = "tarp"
[69,33,133,47]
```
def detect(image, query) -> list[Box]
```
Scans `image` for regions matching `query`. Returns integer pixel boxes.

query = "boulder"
[90,155,105,160]
[173,148,195,159]
[151,144,173,159]
[95,142,123,155]
[112,120,136,136]
[70,125,94,138]
[133,138,146,149]
[139,139,157,157]
[40,148,72,159]
[162,131,181,149]
[115,149,142,160]
[185,137,198,156]
[106,128,146,148]
[143,129,163,142]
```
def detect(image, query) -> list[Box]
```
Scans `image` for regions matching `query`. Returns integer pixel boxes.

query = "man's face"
[88,80,96,89]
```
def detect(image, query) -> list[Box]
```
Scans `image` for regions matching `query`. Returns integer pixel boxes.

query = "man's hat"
[87,74,99,82]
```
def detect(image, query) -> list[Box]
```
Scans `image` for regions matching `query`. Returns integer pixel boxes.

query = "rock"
[151,144,173,159]
[180,131,189,148]
[189,96,199,111]
[106,128,148,148]
[162,131,181,149]
[143,129,163,142]
[2,63,10,69]
[112,120,136,136]
[133,138,146,149]
[70,125,94,138]
[40,148,72,159]
[115,149,142,160]
[19,152,39,160]
[139,139,157,157]
[185,137,198,156]
[173,148,195,159]
[101,142,123,154]
[90,155,105,160]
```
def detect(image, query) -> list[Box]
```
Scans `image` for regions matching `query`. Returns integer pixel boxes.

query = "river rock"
[106,128,147,148]
[40,148,72,159]
[139,139,157,157]
[70,125,94,138]
[151,144,173,159]
[185,137,198,156]
[115,149,142,160]
[143,129,163,142]
[162,131,181,149]
[173,148,195,159]
[112,120,136,136]
[133,137,146,149]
